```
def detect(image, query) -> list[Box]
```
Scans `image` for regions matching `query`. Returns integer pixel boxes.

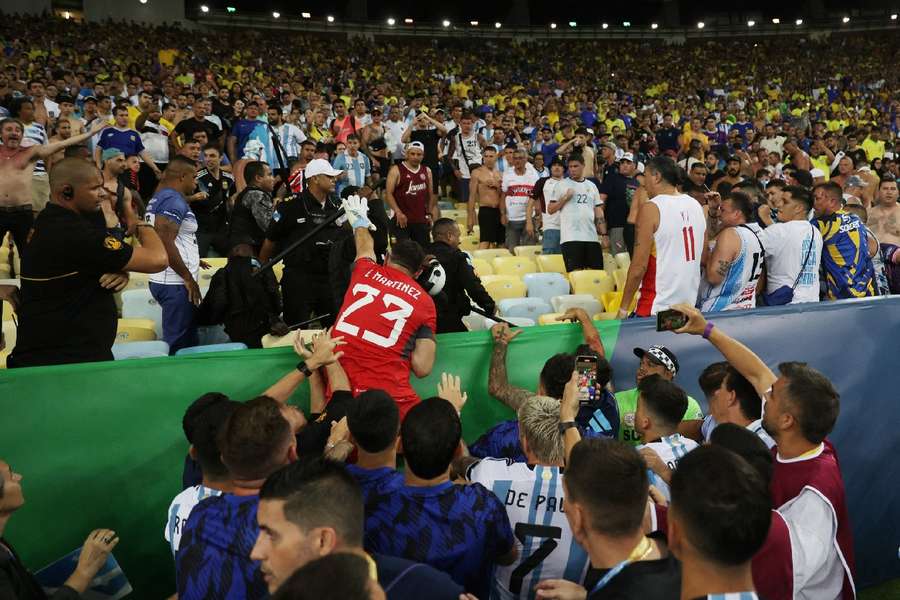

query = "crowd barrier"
[2,296,898,595]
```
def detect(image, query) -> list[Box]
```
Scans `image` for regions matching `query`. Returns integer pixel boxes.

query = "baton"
[254,207,346,276]
[469,304,518,328]
[287,314,331,331]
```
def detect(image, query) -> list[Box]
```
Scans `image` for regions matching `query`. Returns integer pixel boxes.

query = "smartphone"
[575,355,599,406]
[656,309,688,332]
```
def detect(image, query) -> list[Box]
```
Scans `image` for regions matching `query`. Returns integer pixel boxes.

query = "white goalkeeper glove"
[341,194,376,231]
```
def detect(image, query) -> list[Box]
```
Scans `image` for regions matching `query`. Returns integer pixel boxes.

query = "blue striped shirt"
[332,151,371,195]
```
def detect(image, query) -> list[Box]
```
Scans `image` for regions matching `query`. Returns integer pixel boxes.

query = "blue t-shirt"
[175,494,266,600]
[365,481,514,598]
[231,118,273,163]
[469,390,619,462]
[346,464,405,538]
[146,188,199,285]
[373,553,465,600]
[97,127,145,156]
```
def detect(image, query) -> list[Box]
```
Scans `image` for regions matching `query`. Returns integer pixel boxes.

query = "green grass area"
[860,579,900,600]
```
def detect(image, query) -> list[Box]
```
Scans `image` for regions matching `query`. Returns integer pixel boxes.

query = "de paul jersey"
[334,258,436,416]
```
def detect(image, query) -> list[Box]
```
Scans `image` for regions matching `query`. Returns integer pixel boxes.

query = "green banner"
[0,320,621,596]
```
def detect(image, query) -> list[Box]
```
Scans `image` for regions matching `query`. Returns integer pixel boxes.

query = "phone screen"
[575,355,599,405]
[656,309,688,332]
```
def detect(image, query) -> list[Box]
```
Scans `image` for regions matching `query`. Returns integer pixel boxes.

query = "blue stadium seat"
[498,297,553,320]
[112,340,170,360]
[523,272,570,304]
[175,343,248,356]
[121,289,162,336]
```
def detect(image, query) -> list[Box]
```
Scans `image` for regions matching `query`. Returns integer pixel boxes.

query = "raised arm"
[670,303,776,397]
[619,201,659,318]
[265,332,346,404]
[556,307,604,357]
[35,120,107,160]
[487,323,532,411]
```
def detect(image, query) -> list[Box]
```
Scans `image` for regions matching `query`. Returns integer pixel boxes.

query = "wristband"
[296,361,314,377]
[702,322,715,339]
[558,421,578,435]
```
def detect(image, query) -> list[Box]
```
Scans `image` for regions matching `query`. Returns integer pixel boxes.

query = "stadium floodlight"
[602,22,609,29]
[63,10,71,18]
[651,23,658,29]
[470,20,479,26]
[842,16,850,24]
[442,19,450,27]
[893,14,898,20]
[772,17,780,24]
[550,22,557,29]
[795,18,803,25]
[697,21,705,29]
[569,21,577,27]
[495,22,502,29]
[387,18,395,25]
[326,15,334,22]
[301,12,311,18]
[226,6,236,13]
[623,21,631,27]
[404,18,413,24]
[747,20,755,27]
[200,5,209,13]
[139,0,147,4]
[272,11,280,18]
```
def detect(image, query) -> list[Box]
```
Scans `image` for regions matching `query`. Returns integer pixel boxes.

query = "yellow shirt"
[158,49,178,66]
[861,137,885,161]
[605,118,626,133]
[811,156,831,180]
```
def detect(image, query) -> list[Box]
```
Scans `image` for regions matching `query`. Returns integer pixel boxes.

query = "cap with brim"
[83,95,98,103]
[633,345,679,374]
[620,152,635,162]
[601,141,617,152]
[101,147,125,162]
[407,141,425,151]
[305,158,343,178]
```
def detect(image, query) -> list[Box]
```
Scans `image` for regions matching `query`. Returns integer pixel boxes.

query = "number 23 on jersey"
[334,283,414,349]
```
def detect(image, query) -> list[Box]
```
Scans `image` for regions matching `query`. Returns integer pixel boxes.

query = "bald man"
[9,158,168,368]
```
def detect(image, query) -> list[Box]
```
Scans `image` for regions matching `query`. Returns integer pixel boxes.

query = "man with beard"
[714,155,744,194]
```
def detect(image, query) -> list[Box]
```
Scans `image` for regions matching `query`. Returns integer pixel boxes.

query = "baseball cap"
[407,141,425,151]
[305,158,343,178]
[620,152,635,163]
[101,147,124,162]
[633,345,680,375]
[56,94,75,104]
[82,95,98,103]
[601,141,617,152]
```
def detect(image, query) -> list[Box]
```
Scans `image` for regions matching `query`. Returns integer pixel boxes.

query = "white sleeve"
[589,181,602,206]
[758,224,783,259]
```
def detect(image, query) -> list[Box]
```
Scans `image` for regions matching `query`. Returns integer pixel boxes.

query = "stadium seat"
[614,252,631,270]
[459,236,479,251]
[602,253,617,277]
[569,270,615,300]
[2,298,15,322]
[454,202,468,211]
[0,264,10,278]
[600,291,638,314]
[121,289,162,336]
[613,269,627,291]
[551,294,603,317]
[462,313,488,331]
[112,340,170,360]
[497,297,553,320]
[118,318,156,331]
[198,265,222,286]
[115,326,156,343]
[536,254,567,274]
[592,312,620,321]
[438,201,455,211]
[198,325,232,346]
[470,258,493,277]
[204,257,228,269]
[485,316,535,328]
[538,313,565,325]
[483,276,527,302]
[175,342,248,356]
[514,245,542,258]
[2,320,17,351]
[261,329,324,348]
[472,248,512,261]
[523,272,570,304]
[125,272,150,291]
[272,262,284,282]
[492,256,537,278]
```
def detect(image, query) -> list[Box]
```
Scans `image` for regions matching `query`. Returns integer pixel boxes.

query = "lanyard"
[590,537,653,594]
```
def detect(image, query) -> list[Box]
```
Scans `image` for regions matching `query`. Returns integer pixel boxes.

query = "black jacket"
[0,538,79,600]
[426,240,495,327]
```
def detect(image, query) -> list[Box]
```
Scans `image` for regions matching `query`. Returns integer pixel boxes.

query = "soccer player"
[251,458,464,599]
[620,156,706,317]
[335,195,437,419]
[364,397,517,598]
[634,375,699,501]
[465,395,590,599]
[668,446,771,600]
[698,191,764,311]
[669,303,856,599]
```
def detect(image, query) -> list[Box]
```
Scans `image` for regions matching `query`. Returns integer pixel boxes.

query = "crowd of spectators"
[0,12,888,600]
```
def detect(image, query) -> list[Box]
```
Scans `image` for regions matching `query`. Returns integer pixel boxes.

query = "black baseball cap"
[633,345,680,375]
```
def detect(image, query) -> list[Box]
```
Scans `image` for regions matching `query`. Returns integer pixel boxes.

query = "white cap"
[304,158,343,178]
[637,162,645,174]
[406,141,425,151]
[620,152,635,162]
[810,168,825,178]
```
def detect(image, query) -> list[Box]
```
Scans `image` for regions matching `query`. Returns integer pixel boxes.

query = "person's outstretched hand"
[438,372,468,413]
[342,194,376,231]
[64,529,119,593]
[490,322,522,347]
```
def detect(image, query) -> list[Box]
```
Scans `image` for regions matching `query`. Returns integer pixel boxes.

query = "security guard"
[426,217,496,333]
[9,158,167,367]
[259,158,344,327]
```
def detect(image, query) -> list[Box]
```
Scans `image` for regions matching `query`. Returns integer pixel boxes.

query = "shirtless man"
[0,118,108,252]
[47,118,73,169]
[867,178,900,293]
[468,146,503,248]
[99,148,136,220]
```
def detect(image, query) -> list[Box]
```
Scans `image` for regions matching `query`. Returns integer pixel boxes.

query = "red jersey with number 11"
[334,257,436,417]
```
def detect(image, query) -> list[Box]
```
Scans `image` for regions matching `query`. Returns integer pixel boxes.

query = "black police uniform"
[264,189,343,327]
[194,168,234,257]
[228,186,271,253]
[9,204,134,367]
[426,239,496,333]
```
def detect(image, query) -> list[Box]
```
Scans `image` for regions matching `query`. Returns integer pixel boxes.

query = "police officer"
[426,217,495,333]
[259,159,344,327]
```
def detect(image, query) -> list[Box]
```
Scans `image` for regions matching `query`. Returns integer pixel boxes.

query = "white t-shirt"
[384,120,407,160]
[638,433,699,501]
[758,220,823,304]
[453,131,483,179]
[556,178,602,244]
[502,168,538,223]
[163,484,222,556]
[468,459,589,600]
[541,178,563,231]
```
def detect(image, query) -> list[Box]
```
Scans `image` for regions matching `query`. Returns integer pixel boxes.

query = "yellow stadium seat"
[600,291,638,314]
[480,274,521,287]
[514,245,542,258]
[273,262,284,282]
[0,349,9,369]
[204,257,228,269]
[536,254,567,274]
[569,270,614,300]
[118,318,156,331]
[592,312,620,321]
[613,269,627,291]
[492,256,537,278]
[115,326,157,343]
[261,329,324,349]
[470,258,493,277]
[483,276,527,302]
[538,312,565,325]
[0,264,9,278]
[614,252,631,270]
[454,202,469,211]
[472,248,512,261]
[602,253,616,276]
[2,298,14,322]
[2,320,17,351]
[125,272,150,291]
[198,266,222,285]
[459,236,479,251]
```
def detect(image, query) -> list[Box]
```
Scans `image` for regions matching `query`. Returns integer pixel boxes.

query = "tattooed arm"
[487,323,533,412]
[704,227,740,285]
